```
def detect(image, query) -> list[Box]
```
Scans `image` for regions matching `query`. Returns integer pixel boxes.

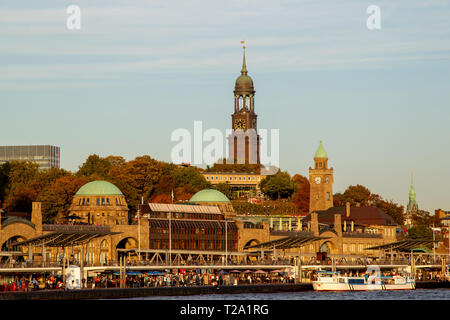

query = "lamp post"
[138,202,141,262]
[225,219,228,266]
[169,211,172,266]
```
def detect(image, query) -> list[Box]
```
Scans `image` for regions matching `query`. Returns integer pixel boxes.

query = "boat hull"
[312,282,415,291]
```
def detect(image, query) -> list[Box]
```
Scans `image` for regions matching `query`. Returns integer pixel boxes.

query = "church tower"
[227,43,260,164]
[405,171,418,226]
[309,141,334,212]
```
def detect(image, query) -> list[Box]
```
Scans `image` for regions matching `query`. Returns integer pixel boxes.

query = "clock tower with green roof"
[309,141,334,212]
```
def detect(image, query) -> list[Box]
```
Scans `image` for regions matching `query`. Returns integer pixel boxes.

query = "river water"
[134,288,450,300]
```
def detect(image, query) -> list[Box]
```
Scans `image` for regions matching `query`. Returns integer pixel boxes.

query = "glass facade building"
[0,145,60,170]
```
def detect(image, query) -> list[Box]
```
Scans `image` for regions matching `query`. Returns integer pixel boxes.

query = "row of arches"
[1,235,139,263]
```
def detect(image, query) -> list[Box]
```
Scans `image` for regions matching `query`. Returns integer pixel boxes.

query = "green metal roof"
[189,189,230,203]
[314,140,328,159]
[75,180,123,196]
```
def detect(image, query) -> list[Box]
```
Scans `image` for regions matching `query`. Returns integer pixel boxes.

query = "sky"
[1,0,449,213]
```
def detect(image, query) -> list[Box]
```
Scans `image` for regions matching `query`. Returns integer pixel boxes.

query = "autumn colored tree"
[334,184,404,225]
[291,174,310,214]
[109,155,164,205]
[3,161,41,212]
[37,176,90,223]
[374,199,405,226]
[6,183,41,213]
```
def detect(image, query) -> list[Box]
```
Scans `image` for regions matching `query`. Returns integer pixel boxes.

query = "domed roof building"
[69,180,129,226]
[189,189,235,218]
[189,189,231,203]
[75,180,124,196]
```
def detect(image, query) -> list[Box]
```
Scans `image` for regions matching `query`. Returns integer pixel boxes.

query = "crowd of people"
[0,268,447,292]
[93,271,295,288]
[0,270,295,291]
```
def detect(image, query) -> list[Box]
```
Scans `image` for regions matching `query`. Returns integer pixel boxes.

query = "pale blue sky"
[1,0,449,213]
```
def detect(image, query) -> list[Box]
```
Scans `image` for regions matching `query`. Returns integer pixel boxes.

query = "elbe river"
[131,288,449,300]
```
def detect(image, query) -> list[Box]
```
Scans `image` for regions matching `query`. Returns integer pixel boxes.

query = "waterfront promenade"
[0,281,449,300]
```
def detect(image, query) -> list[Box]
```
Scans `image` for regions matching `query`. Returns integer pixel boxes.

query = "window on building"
[106,198,110,205]
[101,198,105,205]
[86,198,90,205]
[326,192,330,200]
[97,198,100,205]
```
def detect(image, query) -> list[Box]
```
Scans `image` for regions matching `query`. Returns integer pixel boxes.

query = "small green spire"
[409,170,416,200]
[314,140,328,159]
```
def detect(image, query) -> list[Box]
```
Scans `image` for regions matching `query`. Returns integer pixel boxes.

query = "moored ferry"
[312,269,415,291]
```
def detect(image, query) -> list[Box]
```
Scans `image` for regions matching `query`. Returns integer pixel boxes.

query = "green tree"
[260,171,295,200]
[0,162,11,204]
[215,182,231,198]
[412,210,439,227]
[76,154,112,178]
[406,225,433,240]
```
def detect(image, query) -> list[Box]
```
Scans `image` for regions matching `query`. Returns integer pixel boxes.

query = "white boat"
[444,265,450,282]
[312,269,415,291]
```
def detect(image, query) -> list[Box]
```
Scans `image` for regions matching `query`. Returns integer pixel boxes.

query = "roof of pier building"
[304,206,397,226]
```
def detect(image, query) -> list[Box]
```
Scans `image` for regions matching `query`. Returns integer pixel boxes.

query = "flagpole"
[170,189,173,267]
[138,197,143,262]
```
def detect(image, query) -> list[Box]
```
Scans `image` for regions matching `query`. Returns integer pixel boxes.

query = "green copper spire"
[407,170,418,213]
[409,170,416,201]
[314,140,328,159]
[241,43,248,75]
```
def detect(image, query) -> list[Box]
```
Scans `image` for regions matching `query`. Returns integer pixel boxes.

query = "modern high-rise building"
[0,145,60,170]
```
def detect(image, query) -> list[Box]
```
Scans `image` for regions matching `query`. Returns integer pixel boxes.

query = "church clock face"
[314,176,321,184]
[234,119,246,129]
